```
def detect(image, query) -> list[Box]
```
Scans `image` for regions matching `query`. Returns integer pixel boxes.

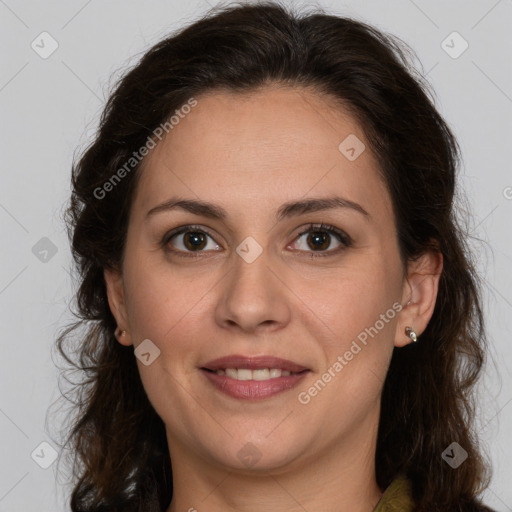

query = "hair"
[54,1,496,511]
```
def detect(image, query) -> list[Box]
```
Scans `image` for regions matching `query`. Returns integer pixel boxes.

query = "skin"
[104,85,442,512]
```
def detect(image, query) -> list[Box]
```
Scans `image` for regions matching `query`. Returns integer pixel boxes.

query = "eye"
[161,223,352,258]
[289,223,352,258]
[162,225,220,257]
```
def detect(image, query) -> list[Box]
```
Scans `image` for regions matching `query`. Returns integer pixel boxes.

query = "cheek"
[296,298,398,431]
[294,259,400,344]
[123,252,215,343]
[121,257,212,422]
[295,260,400,404]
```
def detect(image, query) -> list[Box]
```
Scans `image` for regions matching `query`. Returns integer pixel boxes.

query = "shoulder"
[373,473,497,512]
[373,473,415,512]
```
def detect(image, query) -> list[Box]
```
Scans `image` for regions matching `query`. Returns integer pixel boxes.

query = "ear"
[395,249,443,348]
[104,267,132,346]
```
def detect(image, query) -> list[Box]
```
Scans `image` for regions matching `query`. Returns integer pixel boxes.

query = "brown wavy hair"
[53,2,496,510]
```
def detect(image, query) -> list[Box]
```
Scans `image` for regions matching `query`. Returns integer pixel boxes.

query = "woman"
[56,2,496,511]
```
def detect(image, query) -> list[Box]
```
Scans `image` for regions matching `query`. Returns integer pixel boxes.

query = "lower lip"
[201,369,310,400]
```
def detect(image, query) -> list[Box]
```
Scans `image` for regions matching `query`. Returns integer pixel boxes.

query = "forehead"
[133,85,391,223]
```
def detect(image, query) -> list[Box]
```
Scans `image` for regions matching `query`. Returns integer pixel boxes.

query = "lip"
[202,355,309,373]
[200,355,310,401]
[201,369,309,400]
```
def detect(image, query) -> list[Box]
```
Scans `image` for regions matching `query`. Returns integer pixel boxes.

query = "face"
[105,85,440,475]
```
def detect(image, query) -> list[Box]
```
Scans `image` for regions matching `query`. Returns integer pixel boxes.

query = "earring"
[115,327,126,338]
[405,326,417,342]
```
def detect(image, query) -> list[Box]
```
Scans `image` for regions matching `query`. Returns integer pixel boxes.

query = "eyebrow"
[146,196,370,222]
[280,196,370,221]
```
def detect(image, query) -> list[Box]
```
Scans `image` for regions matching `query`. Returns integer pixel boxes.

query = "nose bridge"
[215,235,290,331]
[231,235,275,298]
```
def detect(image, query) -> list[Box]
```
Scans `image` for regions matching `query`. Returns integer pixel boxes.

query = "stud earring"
[405,326,417,342]
[115,327,126,338]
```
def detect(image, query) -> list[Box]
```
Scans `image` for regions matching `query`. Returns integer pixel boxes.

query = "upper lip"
[202,355,309,373]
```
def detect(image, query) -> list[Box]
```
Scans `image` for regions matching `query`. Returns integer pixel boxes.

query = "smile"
[201,369,310,400]
[211,368,300,380]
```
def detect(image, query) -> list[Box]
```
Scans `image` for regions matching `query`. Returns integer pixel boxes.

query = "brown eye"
[305,231,331,251]
[182,231,208,251]
[290,223,352,257]
[163,226,221,255]
[162,223,351,259]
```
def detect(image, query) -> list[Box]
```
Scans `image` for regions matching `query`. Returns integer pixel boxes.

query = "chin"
[202,431,310,474]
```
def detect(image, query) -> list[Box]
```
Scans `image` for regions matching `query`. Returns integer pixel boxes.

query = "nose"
[214,244,292,334]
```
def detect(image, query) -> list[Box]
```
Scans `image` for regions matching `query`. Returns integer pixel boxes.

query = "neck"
[165,418,383,512]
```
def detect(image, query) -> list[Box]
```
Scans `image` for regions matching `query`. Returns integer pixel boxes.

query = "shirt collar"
[372,473,415,512]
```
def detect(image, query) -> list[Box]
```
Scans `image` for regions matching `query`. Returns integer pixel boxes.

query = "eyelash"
[161,223,353,259]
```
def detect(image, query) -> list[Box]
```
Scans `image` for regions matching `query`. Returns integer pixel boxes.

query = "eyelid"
[160,224,219,250]
[290,223,352,258]
[161,223,352,257]
[295,223,352,246]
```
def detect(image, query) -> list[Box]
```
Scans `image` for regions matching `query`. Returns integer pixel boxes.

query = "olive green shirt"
[373,474,415,512]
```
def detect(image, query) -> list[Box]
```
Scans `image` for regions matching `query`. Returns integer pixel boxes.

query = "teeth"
[215,368,296,380]
[252,369,270,380]
[237,369,252,381]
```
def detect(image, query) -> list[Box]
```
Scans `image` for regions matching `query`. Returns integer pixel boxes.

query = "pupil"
[185,232,206,250]
[309,231,329,251]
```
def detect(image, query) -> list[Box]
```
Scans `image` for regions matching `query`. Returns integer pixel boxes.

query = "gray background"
[0,0,511,510]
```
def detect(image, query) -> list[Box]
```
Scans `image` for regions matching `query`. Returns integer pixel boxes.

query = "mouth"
[203,367,304,380]
[200,355,310,400]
